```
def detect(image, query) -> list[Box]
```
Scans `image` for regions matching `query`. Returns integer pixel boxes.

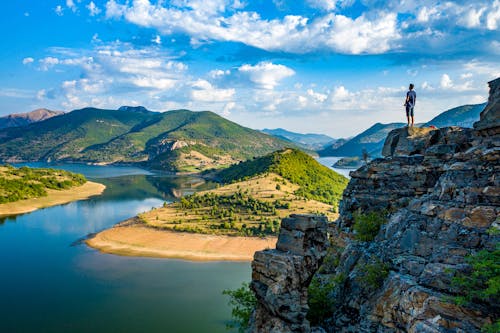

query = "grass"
[136,173,337,237]
[215,148,349,209]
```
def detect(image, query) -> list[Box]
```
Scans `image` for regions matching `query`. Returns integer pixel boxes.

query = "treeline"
[172,191,287,236]
[0,165,86,203]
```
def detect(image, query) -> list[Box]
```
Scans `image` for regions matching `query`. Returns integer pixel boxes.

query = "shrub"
[352,211,387,241]
[357,257,390,291]
[452,247,499,306]
[222,282,256,333]
[307,273,346,324]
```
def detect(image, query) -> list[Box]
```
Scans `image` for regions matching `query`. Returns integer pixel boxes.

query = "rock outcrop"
[249,78,499,333]
[474,77,500,135]
[249,214,329,333]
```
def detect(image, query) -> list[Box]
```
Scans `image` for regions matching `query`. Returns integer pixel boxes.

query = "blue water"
[316,157,355,178]
[0,164,249,333]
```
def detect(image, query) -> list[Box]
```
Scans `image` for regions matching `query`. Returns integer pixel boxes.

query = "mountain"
[0,107,294,172]
[319,103,487,159]
[0,108,64,129]
[423,103,486,128]
[318,122,404,157]
[215,148,348,208]
[262,128,336,150]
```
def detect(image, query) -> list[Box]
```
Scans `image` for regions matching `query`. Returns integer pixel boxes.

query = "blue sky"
[1,0,499,137]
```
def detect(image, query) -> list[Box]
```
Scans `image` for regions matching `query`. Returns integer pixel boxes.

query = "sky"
[0,0,499,137]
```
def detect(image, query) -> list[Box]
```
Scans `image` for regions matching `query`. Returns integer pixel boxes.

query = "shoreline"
[86,224,277,261]
[0,181,106,216]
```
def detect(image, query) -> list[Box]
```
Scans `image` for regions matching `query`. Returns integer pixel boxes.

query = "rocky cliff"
[249,78,499,332]
[249,215,329,332]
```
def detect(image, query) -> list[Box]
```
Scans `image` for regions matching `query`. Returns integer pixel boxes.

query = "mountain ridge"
[0,107,295,172]
[0,108,64,129]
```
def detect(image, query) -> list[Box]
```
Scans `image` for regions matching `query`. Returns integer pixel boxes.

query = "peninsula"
[87,149,348,261]
[0,165,105,216]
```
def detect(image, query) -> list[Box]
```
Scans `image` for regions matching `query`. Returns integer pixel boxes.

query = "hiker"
[404,83,416,126]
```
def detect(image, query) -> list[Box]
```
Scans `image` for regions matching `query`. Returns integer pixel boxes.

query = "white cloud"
[222,101,236,116]
[66,0,77,12]
[306,88,327,103]
[440,74,453,89]
[87,1,101,16]
[416,6,438,23]
[39,57,60,71]
[238,62,295,89]
[307,0,336,11]
[209,69,230,78]
[55,5,64,16]
[104,1,401,54]
[190,79,235,102]
[152,35,161,44]
[487,0,500,30]
[22,57,34,65]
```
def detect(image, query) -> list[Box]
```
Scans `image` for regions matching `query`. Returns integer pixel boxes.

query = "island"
[0,165,105,216]
[87,149,348,261]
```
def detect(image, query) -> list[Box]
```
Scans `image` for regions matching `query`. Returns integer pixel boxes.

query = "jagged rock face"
[249,214,329,333]
[474,77,500,135]
[251,79,499,333]
[339,126,475,228]
[318,88,499,331]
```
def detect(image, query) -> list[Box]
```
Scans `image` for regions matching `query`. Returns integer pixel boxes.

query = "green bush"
[307,273,346,324]
[452,247,499,306]
[352,211,387,241]
[357,257,390,291]
[222,282,256,332]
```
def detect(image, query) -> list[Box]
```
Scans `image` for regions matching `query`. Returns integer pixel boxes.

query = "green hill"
[0,107,293,172]
[0,165,86,203]
[215,148,349,208]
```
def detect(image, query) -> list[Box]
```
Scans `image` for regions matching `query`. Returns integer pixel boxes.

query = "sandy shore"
[0,181,106,216]
[86,224,277,261]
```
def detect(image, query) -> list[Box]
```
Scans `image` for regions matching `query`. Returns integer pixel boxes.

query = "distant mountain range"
[0,107,293,172]
[318,122,404,157]
[423,103,486,128]
[0,108,64,129]
[261,128,337,150]
[319,102,486,158]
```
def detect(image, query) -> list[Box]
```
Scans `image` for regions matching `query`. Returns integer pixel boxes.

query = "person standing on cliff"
[404,83,416,126]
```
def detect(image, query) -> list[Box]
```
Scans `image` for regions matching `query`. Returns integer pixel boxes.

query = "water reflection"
[0,164,244,333]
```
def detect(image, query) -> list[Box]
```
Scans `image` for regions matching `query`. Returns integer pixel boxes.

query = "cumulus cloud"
[31,42,193,109]
[22,57,34,65]
[66,0,77,12]
[54,5,64,16]
[487,0,500,30]
[440,74,453,89]
[87,1,101,16]
[238,62,295,89]
[190,79,235,102]
[39,57,60,71]
[103,0,401,54]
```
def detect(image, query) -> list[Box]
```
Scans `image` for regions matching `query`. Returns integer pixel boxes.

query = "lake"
[0,164,249,333]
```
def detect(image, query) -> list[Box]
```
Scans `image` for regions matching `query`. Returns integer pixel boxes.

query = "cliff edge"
[249,78,499,332]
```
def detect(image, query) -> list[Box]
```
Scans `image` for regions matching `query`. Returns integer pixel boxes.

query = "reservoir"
[0,164,248,333]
